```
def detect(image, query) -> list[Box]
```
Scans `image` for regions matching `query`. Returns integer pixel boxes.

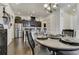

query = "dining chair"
[62,29,75,37]
[26,30,51,55]
[56,29,77,55]
[26,30,35,55]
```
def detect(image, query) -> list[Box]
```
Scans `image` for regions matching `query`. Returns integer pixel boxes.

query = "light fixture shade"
[44,4,48,8]
[67,4,71,7]
[47,7,51,10]
[53,4,57,8]
[44,3,58,13]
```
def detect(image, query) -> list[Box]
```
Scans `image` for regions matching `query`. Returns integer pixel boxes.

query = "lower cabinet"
[0,29,7,55]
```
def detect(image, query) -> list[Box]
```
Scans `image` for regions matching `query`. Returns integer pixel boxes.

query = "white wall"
[60,5,79,40]
[76,4,79,30]
[43,7,77,35]
[0,6,4,25]
[60,9,77,30]
[0,3,15,45]
[76,4,79,38]
[43,10,60,35]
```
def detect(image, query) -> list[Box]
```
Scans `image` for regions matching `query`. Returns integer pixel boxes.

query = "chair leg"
[53,51,56,55]
[48,48,57,55]
[31,48,35,55]
[50,51,57,55]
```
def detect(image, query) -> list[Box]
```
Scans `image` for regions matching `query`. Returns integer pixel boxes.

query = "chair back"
[26,30,35,54]
[62,29,75,37]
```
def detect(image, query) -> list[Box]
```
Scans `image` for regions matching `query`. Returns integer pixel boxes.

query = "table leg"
[53,51,57,55]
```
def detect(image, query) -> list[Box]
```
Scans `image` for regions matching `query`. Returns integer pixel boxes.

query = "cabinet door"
[0,29,7,55]
[30,21,36,27]
[35,21,41,27]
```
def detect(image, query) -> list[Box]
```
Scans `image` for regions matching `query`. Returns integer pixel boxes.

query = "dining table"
[36,37,79,55]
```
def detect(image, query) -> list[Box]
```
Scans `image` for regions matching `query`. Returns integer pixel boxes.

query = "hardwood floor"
[7,38,50,55]
[7,38,32,55]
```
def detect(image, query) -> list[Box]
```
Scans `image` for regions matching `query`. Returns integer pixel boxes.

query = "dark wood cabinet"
[0,29,7,55]
[22,20,41,27]
[15,16,22,23]
[35,21,41,27]
[30,20,36,27]
[22,20,30,27]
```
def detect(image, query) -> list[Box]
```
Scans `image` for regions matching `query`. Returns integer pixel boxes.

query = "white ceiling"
[59,3,77,15]
[9,3,52,18]
[9,3,61,18]
[9,3,77,18]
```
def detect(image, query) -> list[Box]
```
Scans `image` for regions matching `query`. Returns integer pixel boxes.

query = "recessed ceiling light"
[73,9,76,11]
[67,4,71,7]
[44,4,48,8]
